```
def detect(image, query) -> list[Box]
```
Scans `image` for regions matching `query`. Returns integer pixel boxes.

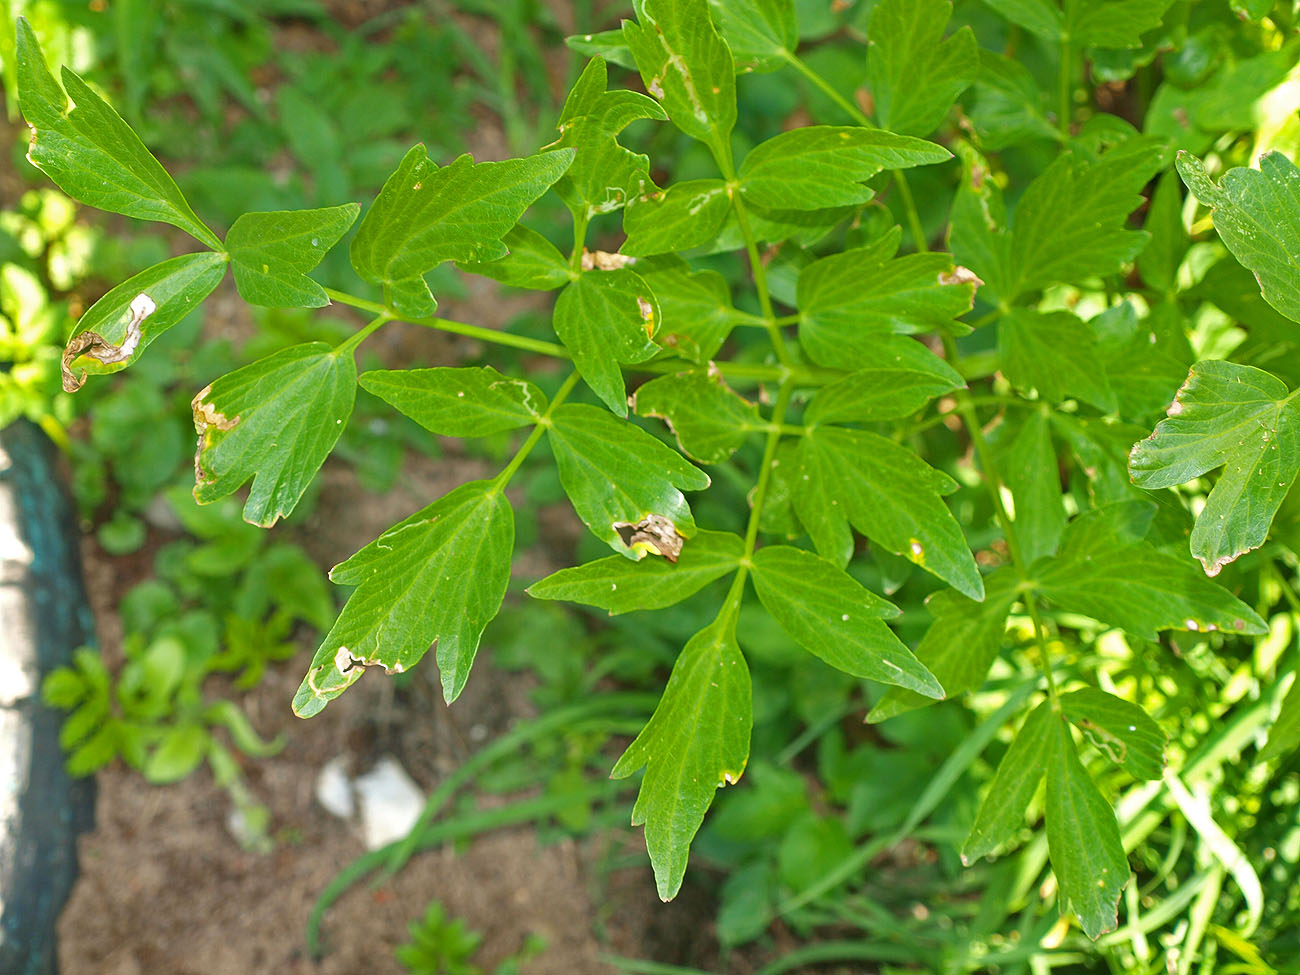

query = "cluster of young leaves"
[16,0,1300,951]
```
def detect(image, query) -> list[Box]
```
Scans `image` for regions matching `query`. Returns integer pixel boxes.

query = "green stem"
[892,169,929,253]
[729,192,794,366]
[493,369,582,491]
[570,208,590,273]
[1058,37,1073,140]
[332,312,388,356]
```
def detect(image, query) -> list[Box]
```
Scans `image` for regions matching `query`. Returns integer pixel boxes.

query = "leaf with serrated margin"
[359,366,546,437]
[350,144,574,317]
[739,127,950,211]
[805,357,962,425]
[750,546,943,697]
[192,343,355,527]
[529,529,743,614]
[867,0,978,137]
[707,0,797,71]
[948,153,1014,303]
[962,700,1051,863]
[1001,410,1067,565]
[1064,0,1175,48]
[1129,360,1300,576]
[1045,716,1129,940]
[226,204,359,308]
[612,617,751,901]
[635,369,761,463]
[999,308,1114,412]
[548,404,710,559]
[870,568,1018,723]
[1060,687,1165,780]
[553,269,659,416]
[457,225,574,291]
[793,426,983,598]
[292,481,513,716]
[1176,151,1300,325]
[623,0,736,160]
[61,253,228,390]
[16,19,222,250]
[1009,140,1166,298]
[623,179,732,257]
[633,256,736,362]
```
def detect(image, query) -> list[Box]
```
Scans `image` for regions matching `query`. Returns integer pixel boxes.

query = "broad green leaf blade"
[16,20,222,250]
[998,308,1114,411]
[634,369,761,463]
[1137,170,1187,295]
[866,0,979,137]
[962,700,1052,863]
[794,426,983,598]
[1002,411,1067,564]
[634,256,737,362]
[611,617,752,901]
[1129,360,1300,576]
[981,0,1064,41]
[739,127,950,211]
[549,404,710,559]
[1095,301,1191,419]
[622,179,732,257]
[1064,0,1175,48]
[566,29,637,71]
[553,269,660,415]
[192,343,356,527]
[948,156,1014,305]
[1060,687,1165,780]
[457,225,574,291]
[805,362,962,425]
[870,568,1018,722]
[1260,675,1300,762]
[1045,717,1129,940]
[967,51,1058,150]
[1009,140,1166,298]
[359,366,545,437]
[1176,151,1300,325]
[292,481,513,715]
[226,204,359,308]
[61,253,228,391]
[751,545,943,697]
[350,144,574,317]
[623,0,736,159]
[707,0,797,71]
[528,529,743,614]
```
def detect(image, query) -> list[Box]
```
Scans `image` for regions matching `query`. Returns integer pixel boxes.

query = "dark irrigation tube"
[0,420,97,975]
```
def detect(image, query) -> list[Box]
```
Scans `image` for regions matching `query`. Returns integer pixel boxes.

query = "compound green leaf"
[633,256,736,362]
[350,144,574,317]
[962,700,1052,863]
[611,617,752,901]
[61,252,228,390]
[622,179,732,257]
[1002,410,1068,565]
[793,426,983,598]
[457,225,574,291]
[553,269,660,416]
[1176,151,1300,325]
[707,0,797,71]
[866,0,979,137]
[548,404,710,559]
[998,308,1115,412]
[359,365,546,437]
[805,359,962,424]
[226,204,359,308]
[739,126,950,211]
[1064,0,1175,48]
[528,529,743,614]
[1045,717,1129,940]
[1060,687,1165,780]
[623,0,736,160]
[293,481,513,715]
[634,369,762,463]
[1128,360,1300,576]
[192,343,355,527]
[16,19,222,250]
[750,545,943,697]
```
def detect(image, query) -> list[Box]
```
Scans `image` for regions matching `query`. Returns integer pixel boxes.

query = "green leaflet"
[1094,301,1191,419]
[980,0,1063,41]
[358,366,547,437]
[749,545,943,698]
[633,256,736,362]
[866,0,978,137]
[966,51,1059,151]
[566,29,637,71]
[1045,716,1129,940]
[1137,170,1188,295]
[456,225,574,292]
[1060,687,1165,780]
[349,144,574,317]
[983,0,1174,47]
[1129,360,1300,576]
[623,0,736,162]
[292,481,513,716]
[1260,676,1300,763]
[528,529,744,614]
[738,126,950,211]
[1176,151,1300,325]
[548,404,710,560]
[948,153,1015,303]
[706,0,797,71]
[611,616,752,901]
[804,361,963,425]
[962,700,1052,863]
[634,369,761,463]
[15,20,222,250]
[622,179,732,257]
[225,204,359,308]
[793,426,984,599]
[1002,411,1067,565]
[60,253,228,391]
[552,268,660,416]
[998,308,1115,412]
[192,343,356,527]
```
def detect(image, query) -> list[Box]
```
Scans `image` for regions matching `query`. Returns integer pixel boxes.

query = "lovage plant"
[16,0,1300,954]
